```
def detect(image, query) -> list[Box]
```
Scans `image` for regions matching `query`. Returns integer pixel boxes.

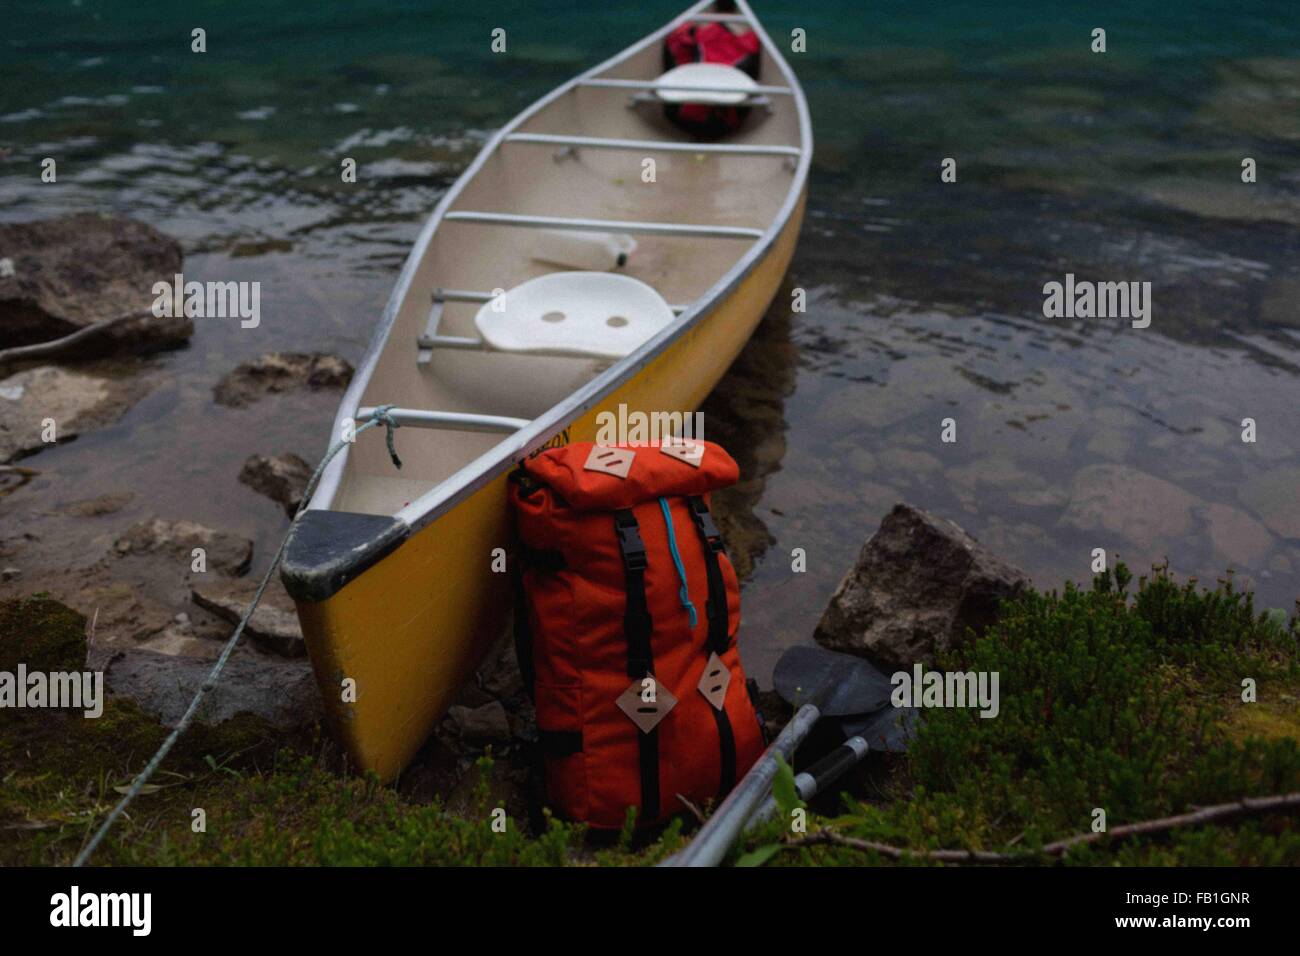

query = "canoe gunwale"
[292,0,812,600]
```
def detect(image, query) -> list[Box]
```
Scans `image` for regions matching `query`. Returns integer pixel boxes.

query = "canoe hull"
[294,188,806,781]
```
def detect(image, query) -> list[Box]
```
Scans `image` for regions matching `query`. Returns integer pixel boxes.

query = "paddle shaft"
[744,735,870,831]
[664,701,822,867]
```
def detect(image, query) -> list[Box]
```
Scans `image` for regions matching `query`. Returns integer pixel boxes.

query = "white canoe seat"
[474,272,675,360]
[653,63,759,105]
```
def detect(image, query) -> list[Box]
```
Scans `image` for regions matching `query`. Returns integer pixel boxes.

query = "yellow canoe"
[281,0,812,782]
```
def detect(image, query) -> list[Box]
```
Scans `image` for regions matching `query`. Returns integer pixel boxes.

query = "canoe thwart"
[626,90,773,113]
[504,132,801,157]
[578,77,792,96]
[430,284,687,313]
[356,406,531,433]
[434,287,500,303]
[443,211,764,240]
[688,12,751,24]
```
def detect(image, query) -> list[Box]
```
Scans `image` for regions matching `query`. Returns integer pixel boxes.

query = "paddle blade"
[772,645,894,717]
[839,706,919,754]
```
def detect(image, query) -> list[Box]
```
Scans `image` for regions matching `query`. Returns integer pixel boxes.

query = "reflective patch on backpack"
[697,652,731,710]
[616,675,678,733]
[584,445,636,478]
[660,440,705,468]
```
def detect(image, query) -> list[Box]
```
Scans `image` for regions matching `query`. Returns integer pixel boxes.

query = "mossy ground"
[744,565,1300,866]
[2,567,1297,866]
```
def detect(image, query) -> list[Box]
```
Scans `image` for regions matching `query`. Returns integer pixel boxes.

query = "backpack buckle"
[615,512,647,571]
[688,497,724,553]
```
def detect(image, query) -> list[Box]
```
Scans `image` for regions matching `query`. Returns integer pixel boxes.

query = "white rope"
[73,406,402,866]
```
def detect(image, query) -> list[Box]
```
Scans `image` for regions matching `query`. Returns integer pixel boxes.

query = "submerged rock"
[1198,57,1300,143]
[0,213,190,353]
[1059,464,1198,544]
[213,352,353,408]
[1199,501,1275,568]
[114,518,253,577]
[239,453,311,516]
[1238,466,1300,541]
[814,503,1030,668]
[0,365,143,462]
[57,491,134,517]
[103,648,320,734]
[190,578,304,657]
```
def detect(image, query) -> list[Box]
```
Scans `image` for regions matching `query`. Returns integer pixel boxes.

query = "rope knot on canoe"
[367,403,403,470]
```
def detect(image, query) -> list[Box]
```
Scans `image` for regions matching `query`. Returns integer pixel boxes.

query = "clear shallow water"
[3,1,1298,680]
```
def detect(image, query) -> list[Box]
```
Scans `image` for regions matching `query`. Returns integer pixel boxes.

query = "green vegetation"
[1,566,1297,866]
[744,565,1300,866]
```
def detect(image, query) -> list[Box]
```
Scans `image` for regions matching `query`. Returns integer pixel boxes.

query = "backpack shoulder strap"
[614,509,653,678]
[614,507,659,822]
[687,495,730,655]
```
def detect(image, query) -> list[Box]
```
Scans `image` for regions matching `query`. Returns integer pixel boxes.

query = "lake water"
[3,1,1298,680]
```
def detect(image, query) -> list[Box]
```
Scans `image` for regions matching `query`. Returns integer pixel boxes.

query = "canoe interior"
[332,22,805,518]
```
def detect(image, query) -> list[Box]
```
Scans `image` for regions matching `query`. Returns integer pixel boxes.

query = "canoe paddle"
[744,734,871,831]
[663,645,895,867]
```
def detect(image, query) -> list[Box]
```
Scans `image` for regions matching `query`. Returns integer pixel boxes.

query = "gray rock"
[114,518,253,577]
[1199,501,1274,567]
[1,567,20,582]
[213,352,353,408]
[103,648,321,734]
[814,503,1030,668]
[448,701,512,742]
[1059,464,1198,544]
[479,636,524,700]
[239,453,311,517]
[0,365,144,463]
[1238,466,1300,540]
[0,214,190,353]
[58,491,134,517]
[191,577,304,657]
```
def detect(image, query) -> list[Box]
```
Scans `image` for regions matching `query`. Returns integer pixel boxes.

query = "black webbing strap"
[614,508,659,822]
[710,706,737,799]
[614,509,653,679]
[511,557,536,701]
[686,495,740,798]
[639,723,660,823]
[687,496,730,655]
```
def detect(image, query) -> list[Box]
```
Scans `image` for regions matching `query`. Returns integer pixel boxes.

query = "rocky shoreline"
[0,215,359,732]
[3,211,1297,844]
[0,218,1030,814]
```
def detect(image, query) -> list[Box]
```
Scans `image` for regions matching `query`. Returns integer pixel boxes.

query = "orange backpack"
[510,440,764,828]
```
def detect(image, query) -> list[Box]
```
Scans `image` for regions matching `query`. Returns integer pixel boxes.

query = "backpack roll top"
[521,440,739,511]
[510,441,764,829]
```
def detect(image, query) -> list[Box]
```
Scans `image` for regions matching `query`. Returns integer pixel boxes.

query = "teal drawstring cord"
[659,496,698,628]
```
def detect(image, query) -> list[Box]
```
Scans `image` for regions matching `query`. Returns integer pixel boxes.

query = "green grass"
[2,565,1297,866]
[742,565,1300,866]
